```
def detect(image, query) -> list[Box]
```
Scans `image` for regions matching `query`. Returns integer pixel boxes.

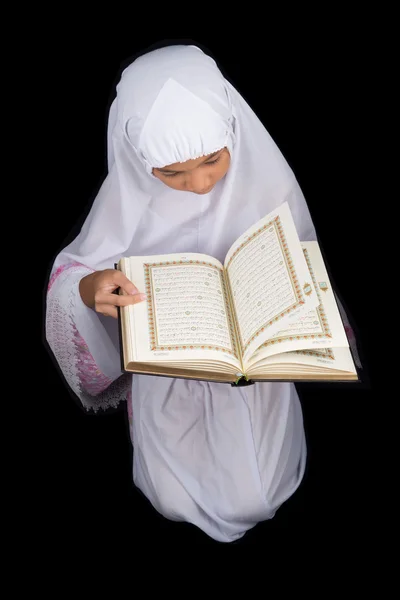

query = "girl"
[46,44,319,543]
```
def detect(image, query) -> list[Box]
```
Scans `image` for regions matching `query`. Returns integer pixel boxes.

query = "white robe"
[46,45,314,542]
[130,374,306,542]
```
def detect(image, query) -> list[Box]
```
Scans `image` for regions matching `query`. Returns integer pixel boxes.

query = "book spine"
[231,376,255,387]
[114,263,126,373]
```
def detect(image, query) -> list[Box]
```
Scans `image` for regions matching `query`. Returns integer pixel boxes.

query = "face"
[152,147,230,194]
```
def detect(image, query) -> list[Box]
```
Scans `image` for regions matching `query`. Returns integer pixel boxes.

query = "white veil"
[51,44,316,275]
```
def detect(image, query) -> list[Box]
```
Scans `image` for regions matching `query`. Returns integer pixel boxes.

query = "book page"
[224,202,320,363]
[247,346,357,379]
[120,253,241,369]
[246,241,350,366]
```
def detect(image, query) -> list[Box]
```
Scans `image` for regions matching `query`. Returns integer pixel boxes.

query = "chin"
[194,185,214,195]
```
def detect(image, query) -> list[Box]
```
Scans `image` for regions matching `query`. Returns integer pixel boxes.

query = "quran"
[116,202,358,384]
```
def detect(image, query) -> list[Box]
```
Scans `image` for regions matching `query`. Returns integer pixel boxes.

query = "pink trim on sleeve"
[72,323,114,395]
[48,262,93,292]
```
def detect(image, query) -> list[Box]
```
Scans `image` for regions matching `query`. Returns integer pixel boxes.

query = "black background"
[33,32,375,556]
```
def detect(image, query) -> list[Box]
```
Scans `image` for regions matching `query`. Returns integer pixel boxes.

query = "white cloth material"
[131,375,306,542]
[46,45,315,541]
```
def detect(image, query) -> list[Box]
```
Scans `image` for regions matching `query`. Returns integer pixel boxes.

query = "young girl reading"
[46,44,321,542]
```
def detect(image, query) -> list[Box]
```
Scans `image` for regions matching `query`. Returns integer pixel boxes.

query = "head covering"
[51,44,316,274]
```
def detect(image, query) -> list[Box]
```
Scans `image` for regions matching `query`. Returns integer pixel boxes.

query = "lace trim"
[72,323,114,395]
[46,264,130,412]
[48,261,87,292]
[174,143,228,164]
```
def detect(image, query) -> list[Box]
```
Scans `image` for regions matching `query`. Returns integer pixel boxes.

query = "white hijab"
[51,44,316,274]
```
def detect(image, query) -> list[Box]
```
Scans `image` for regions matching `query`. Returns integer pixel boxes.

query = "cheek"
[153,171,182,190]
[163,178,186,190]
[215,156,231,180]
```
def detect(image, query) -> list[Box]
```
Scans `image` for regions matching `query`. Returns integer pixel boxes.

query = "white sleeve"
[45,263,131,412]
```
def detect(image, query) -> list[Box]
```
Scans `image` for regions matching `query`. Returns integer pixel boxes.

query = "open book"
[116,202,359,384]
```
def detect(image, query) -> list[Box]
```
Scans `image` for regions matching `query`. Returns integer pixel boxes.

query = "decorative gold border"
[226,216,305,354]
[144,260,239,358]
[296,348,335,360]
[257,246,332,350]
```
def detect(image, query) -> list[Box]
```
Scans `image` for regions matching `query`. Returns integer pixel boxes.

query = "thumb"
[113,270,146,299]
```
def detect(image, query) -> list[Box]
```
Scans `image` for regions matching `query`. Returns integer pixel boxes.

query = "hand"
[79,269,146,319]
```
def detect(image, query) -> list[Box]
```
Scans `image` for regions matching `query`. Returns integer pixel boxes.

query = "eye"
[159,152,223,178]
[204,154,222,166]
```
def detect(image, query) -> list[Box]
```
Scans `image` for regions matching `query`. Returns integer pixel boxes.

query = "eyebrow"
[157,150,221,173]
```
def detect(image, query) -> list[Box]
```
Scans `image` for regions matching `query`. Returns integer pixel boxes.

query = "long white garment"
[131,376,306,542]
[46,45,315,541]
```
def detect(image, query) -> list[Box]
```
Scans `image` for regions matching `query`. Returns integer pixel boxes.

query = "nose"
[187,169,211,194]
